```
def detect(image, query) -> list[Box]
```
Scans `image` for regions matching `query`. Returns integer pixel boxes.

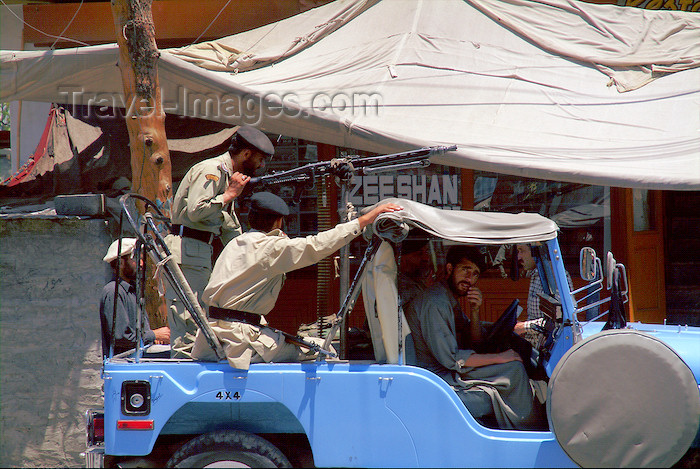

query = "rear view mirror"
[606,252,616,290]
[579,247,597,281]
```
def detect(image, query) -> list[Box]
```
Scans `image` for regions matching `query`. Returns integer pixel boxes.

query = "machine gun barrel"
[350,145,456,169]
[248,144,457,187]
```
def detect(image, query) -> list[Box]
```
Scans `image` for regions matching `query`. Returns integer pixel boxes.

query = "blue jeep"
[85,197,700,468]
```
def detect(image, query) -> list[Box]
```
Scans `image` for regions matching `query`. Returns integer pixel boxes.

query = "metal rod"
[143,213,225,360]
[119,194,225,360]
[360,160,431,175]
[134,240,144,363]
[322,236,383,352]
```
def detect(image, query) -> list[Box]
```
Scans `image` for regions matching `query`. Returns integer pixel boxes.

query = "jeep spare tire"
[547,329,700,468]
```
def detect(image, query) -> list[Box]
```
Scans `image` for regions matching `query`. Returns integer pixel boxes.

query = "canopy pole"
[337,181,354,358]
[111,0,173,327]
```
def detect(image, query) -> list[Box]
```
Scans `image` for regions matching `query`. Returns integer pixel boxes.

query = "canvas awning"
[370,198,559,245]
[2,0,699,189]
[0,105,237,200]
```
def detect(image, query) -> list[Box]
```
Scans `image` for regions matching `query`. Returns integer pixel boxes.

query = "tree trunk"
[111,0,172,326]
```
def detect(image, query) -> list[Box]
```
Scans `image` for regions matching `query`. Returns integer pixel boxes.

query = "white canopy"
[2,0,699,189]
[370,198,559,244]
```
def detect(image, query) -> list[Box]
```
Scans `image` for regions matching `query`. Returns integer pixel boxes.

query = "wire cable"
[50,0,84,49]
[0,0,89,47]
[191,0,232,45]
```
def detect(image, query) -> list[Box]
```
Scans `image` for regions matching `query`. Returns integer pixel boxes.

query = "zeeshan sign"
[348,173,461,208]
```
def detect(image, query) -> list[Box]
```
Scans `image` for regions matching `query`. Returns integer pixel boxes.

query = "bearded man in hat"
[190,192,403,369]
[100,238,170,358]
[164,126,274,358]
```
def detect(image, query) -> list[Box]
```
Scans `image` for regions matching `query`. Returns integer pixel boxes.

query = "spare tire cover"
[547,329,700,468]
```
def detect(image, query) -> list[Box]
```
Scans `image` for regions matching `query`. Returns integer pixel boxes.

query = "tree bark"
[111,0,172,326]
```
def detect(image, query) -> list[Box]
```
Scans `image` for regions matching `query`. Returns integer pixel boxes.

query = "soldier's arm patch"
[205,174,220,182]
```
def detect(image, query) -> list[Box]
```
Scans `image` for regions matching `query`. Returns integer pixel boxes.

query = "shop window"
[473,171,610,279]
[335,147,463,267]
[632,189,654,231]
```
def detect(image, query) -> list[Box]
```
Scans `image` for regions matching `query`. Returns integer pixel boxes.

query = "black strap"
[171,224,216,244]
[209,306,262,326]
[210,307,337,358]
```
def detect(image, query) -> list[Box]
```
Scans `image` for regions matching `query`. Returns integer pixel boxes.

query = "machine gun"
[248,145,457,203]
[248,144,458,358]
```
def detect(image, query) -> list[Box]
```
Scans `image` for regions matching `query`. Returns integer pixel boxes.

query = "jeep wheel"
[548,329,700,468]
[167,430,292,468]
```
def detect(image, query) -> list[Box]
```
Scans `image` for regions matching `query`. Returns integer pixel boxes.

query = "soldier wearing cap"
[164,126,274,358]
[190,192,404,369]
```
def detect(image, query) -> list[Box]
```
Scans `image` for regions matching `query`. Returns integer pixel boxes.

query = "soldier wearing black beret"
[164,126,273,358]
[191,193,404,369]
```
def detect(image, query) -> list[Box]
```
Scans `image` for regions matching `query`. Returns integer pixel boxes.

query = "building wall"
[0,217,111,468]
[0,3,51,174]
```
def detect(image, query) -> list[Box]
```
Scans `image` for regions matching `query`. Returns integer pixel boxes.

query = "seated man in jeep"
[405,245,545,430]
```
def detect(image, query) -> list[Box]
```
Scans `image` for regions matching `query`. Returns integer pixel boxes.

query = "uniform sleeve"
[262,220,362,275]
[182,162,229,225]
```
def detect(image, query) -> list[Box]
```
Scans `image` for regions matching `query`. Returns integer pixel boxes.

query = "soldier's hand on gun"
[223,172,250,204]
[358,203,404,228]
[329,158,354,182]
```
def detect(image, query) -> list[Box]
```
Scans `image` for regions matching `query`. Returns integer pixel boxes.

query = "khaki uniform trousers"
[191,319,327,370]
[164,234,213,358]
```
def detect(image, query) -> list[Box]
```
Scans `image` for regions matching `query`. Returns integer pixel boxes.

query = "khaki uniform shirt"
[192,220,362,369]
[164,153,242,358]
[170,153,242,248]
[203,219,362,314]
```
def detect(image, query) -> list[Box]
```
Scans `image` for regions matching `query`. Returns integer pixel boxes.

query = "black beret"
[234,126,275,156]
[250,192,289,216]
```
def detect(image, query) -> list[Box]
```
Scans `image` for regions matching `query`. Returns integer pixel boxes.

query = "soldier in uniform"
[164,126,274,358]
[190,192,403,369]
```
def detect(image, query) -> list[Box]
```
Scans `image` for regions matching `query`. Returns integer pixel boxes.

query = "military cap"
[103,238,137,263]
[232,125,275,156]
[250,192,289,216]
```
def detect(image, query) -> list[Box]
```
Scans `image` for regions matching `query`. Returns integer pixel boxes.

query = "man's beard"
[241,158,260,177]
[448,275,470,297]
[123,267,137,283]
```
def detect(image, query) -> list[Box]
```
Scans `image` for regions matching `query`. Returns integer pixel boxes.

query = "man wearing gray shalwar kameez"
[406,245,543,430]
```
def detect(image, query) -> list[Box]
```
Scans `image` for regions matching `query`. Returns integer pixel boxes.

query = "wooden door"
[611,188,666,323]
